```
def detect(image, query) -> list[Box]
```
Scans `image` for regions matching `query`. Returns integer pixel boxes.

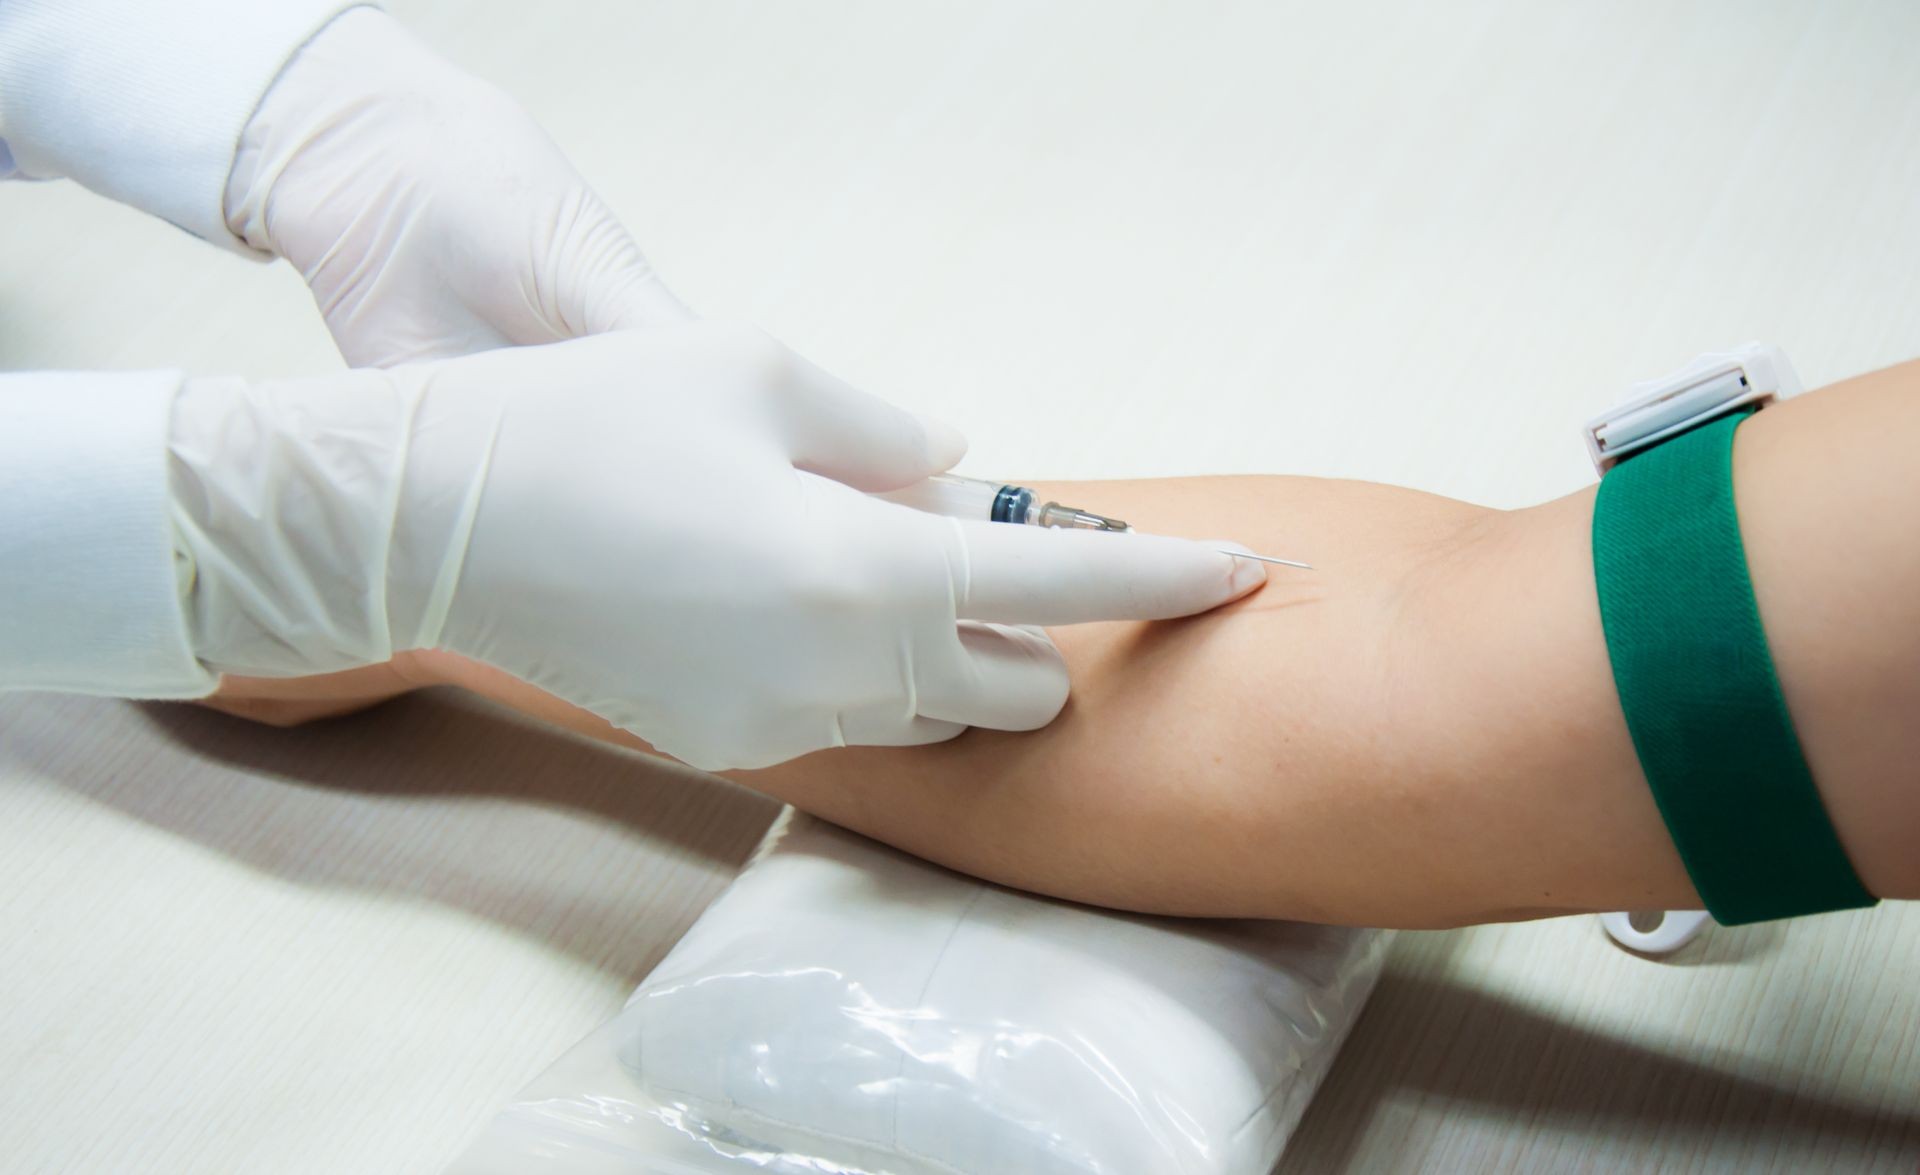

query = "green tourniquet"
[1592,409,1877,925]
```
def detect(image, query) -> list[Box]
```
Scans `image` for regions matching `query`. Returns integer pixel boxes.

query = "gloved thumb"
[777,345,968,491]
[566,208,696,336]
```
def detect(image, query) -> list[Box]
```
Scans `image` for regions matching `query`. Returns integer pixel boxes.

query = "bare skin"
[203,362,1920,927]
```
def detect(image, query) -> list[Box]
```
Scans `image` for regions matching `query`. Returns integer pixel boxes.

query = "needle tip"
[1217,549,1313,570]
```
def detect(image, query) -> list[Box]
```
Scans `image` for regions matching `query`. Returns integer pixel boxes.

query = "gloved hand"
[224,6,685,367]
[170,326,1265,771]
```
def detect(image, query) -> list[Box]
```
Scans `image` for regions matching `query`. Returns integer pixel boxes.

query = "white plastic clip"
[1600,909,1712,954]
[1584,343,1803,474]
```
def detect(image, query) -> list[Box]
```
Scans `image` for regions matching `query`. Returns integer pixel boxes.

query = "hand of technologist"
[177,327,1265,771]
[194,9,1269,762]
[223,6,693,365]
[0,2,1259,761]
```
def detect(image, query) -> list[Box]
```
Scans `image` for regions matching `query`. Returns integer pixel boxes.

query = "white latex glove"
[224,7,685,367]
[169,326,1265,771]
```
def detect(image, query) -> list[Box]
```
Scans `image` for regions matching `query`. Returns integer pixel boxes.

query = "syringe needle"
[1218,549,1313,570]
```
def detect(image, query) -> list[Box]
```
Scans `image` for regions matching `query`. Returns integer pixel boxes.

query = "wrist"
[381,369,509,659]
[0,0,365,251]
[225,6,502,257]
[169,368,431,677]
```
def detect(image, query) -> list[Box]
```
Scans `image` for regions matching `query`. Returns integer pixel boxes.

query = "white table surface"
[2,2,1916,1171]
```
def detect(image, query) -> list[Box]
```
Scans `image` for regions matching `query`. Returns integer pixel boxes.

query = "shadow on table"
[8,689,777,987]
[1277,956,1920,1172]
[17,691,1915,1173]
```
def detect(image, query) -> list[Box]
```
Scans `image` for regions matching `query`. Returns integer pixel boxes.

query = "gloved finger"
[915,622,1070,730]
[775,346,968,492]
[526,181,698,335]
[834,709,968,748]
[953,523,1270,625]
[582,243,696,335]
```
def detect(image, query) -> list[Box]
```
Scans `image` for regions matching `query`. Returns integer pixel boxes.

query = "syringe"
[877,474,1311,569]
[878,474,1133,532]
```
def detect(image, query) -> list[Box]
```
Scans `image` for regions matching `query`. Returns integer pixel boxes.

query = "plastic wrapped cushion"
[450,813,1391,1174]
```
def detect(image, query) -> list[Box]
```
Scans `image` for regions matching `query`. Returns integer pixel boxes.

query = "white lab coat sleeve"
[0,0,373,252]
[0,371,214,698]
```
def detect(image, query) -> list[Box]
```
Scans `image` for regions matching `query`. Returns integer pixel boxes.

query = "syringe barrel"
[876,474,1034,524]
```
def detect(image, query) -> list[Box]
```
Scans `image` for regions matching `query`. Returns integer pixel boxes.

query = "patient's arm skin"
[207,362,1920,927]
[400,475,1665,927]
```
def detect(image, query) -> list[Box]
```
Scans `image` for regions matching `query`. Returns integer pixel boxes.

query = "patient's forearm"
[401,362,1920,926]
[748,477,1681,927]
[417,472,1670,926]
